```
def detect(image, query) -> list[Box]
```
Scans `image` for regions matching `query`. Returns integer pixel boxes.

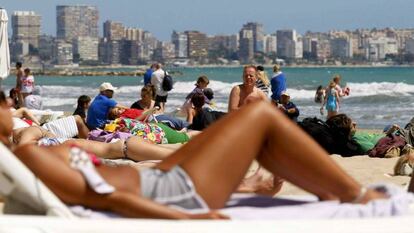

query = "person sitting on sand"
[0,90,388,219]
[87,82,129,130]
[278,92,299,122]
[130,85,156,111]
[73,95,91,122]
[187,92,225,131]
[228,65,268,112]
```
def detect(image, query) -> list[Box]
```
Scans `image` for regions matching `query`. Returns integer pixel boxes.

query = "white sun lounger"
[1,143,414,233]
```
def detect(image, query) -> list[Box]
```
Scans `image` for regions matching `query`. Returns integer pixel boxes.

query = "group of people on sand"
[5,62,413,220]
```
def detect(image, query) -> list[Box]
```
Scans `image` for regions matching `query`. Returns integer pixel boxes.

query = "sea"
[3,66,414,129]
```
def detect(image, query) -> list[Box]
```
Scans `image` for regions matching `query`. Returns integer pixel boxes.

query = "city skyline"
[2,0,414,41]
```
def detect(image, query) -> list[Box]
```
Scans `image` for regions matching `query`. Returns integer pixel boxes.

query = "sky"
[2,0,414,41]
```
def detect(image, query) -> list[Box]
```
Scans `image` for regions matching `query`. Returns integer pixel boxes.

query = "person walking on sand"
[151,63,169,112]
[228,65,268,112]
[270,64,286,104]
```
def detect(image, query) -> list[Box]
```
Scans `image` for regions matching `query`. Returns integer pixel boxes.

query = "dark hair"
[196,75,209,86]
[141,84,156,100]
[203,88,214,100]
[191,93,205,109]
[16,62,22,68]
[326,114,353,139]
[77,95,91,108]
[24,68,31,74]
[0,90,6,104]
[256,65,265,71]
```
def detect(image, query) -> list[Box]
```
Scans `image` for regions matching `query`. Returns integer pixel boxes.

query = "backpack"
[162,71,173,91]
[298,117,362,156]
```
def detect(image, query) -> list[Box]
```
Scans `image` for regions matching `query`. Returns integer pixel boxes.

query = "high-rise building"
[238,29,254,63]
[11,11,41,49]
[56,5,99,41]
[153,41,175,61]
[38,35,55,61]
[405,38,414,54]
[54,40,73,65]
[365,37,398,61]
[73,36,99,62]
[99,38,121,64]
[330,37,353,58]
[276,29,303,59]
[241,22,264,53]
[103,21,125,41]
[263,34,277,54]
[171,31,188,58]
[185,31,208,59]
[124,27,144,42]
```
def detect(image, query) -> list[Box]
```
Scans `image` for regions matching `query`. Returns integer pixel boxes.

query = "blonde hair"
[329,81,336,88]
[257,71,270,86]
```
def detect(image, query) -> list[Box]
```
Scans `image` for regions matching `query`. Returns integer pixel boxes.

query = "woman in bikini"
[0,90,387,219]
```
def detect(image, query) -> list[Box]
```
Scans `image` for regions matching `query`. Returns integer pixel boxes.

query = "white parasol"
[0,8,10,84]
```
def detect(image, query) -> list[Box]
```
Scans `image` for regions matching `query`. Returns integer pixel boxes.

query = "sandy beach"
[278,155,410,195]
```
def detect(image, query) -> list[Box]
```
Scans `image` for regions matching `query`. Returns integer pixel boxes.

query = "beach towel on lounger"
[42,116,78,139]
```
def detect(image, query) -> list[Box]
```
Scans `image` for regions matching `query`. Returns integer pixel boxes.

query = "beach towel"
[42,116,78,139]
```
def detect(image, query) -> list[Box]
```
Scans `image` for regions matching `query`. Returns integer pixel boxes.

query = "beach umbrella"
[0,8,10,86]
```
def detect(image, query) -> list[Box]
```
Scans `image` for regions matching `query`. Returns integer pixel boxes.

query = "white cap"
[99,82,117,92]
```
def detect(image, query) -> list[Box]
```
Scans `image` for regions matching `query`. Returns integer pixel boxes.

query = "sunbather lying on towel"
[12,115,90,145]
[0,90,387,219]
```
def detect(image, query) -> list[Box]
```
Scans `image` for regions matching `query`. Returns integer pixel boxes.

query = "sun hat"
[281,91,290,97]
[99,82,117,92]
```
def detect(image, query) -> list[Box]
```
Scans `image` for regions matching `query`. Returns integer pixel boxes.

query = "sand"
[277,154,410,195]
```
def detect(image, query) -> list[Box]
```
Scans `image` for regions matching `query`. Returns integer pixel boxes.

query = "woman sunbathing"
[0,91,387,219]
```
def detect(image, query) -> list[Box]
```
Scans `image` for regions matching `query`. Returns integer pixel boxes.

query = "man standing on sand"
[86,82,128,130]
[270,64,286,104]
[151,63,168,112]
[14,62,24,107]
[228,65,268,112]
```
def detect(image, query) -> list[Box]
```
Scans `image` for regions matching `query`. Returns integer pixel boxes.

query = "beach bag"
[88,129,132,143]
[162,71,173,91]
[368,134,406,158]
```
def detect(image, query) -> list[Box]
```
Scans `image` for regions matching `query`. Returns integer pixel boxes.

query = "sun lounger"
[0,141,414,223]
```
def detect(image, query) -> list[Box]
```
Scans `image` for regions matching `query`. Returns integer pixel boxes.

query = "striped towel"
[42,116,78,139]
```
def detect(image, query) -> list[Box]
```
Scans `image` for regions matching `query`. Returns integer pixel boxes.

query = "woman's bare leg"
[66,136,173,161]
[157,102,382,209]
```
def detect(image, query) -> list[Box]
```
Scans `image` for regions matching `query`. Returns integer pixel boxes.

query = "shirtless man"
[228,65,269,112]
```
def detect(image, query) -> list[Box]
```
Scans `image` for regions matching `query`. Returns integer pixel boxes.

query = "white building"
[405,38,414,54]
[73,36,99,62]
[171,31,188,58]
[54,40,73,65]
[365,37,398,61]
[263,34,277,54]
